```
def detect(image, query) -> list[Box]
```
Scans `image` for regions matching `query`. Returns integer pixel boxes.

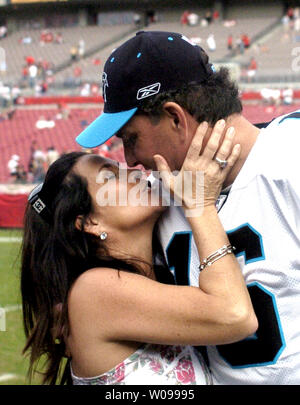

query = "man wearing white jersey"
[157,113,300,384]
[75,30,300,384]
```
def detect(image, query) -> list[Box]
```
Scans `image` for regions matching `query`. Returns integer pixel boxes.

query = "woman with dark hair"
[21,122,257,385]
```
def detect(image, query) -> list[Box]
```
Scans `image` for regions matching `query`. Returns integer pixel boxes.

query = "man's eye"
[123,134,137,148]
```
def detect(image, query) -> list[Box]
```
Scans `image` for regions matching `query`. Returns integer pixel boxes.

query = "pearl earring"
[100,231,107,240]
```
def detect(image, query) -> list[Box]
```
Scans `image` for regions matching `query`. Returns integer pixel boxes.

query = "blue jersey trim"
[229,282,286,369]
[278,110,300,124]
[166,231,192,286]
[227,222,265,264]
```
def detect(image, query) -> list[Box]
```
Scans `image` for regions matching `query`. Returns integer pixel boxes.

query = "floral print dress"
[71,344,212,385]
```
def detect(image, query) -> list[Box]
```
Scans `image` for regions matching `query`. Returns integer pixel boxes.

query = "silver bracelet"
[199,244,236,271]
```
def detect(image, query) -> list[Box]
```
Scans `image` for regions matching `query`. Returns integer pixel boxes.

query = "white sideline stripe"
[3,304,22,312]
[0,237,22,243]
[0,373,19,382]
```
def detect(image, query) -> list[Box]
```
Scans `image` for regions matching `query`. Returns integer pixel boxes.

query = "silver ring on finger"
[215,157,228,169]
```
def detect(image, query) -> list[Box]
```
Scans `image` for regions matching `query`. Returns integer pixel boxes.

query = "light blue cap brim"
[76,107,138,148]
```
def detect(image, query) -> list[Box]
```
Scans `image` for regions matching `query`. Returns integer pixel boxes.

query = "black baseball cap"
[76,30,215,148]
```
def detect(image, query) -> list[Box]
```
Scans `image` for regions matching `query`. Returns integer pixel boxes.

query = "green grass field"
[0,228,43,385]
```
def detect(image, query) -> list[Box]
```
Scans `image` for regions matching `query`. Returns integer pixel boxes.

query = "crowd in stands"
[260,87,294,106]
[2,8,270,91]
[282,6,300,31]
[179,8,253,57]
[230,33,251,54]
[0,81,21,116]
[1,26,102,98]
[6,130,124,185]
[0,18,138,91]
[3,82,296,185]
[192,30,252,56]
[180,9,220,27]
[19,30,66,46]
[70,38,86,61]
[0,7,292,92]
[1,6,300,185]
[21,54,54,94]
[1,25,97,95]
[7,142,60,184]
[20,35,86,90]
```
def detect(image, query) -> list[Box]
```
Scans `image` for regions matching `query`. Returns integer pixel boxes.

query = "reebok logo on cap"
[137,82,161,100]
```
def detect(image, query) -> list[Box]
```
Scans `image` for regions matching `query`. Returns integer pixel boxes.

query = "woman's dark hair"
[136,67,243,125]
[21,151,171,385]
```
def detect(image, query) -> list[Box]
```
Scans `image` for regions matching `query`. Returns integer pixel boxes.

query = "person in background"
[7,154,20,181]
[21,124,257,385]
[247,56,257,82]
[46,146,60,167]
[75,30,300,384]
[227,34,233,51]
[206,34,216,52]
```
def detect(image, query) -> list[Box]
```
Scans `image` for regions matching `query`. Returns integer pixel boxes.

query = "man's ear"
[162,102,189,141]
[75,215,100,237]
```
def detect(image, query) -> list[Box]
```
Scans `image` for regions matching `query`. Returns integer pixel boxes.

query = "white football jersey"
[157,110,300,384]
